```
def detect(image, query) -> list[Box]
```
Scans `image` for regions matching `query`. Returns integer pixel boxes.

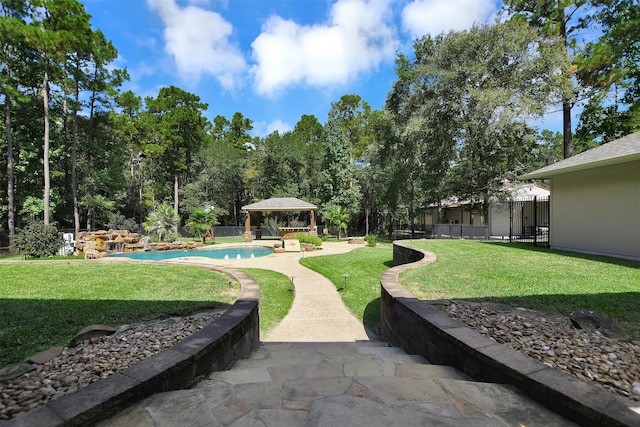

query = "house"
[424,182,550,239]
[488,182,550,238]
[520,131,640,261]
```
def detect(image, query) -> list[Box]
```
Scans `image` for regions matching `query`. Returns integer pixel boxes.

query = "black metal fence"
[392,196,550,248]
[490,196,549,247]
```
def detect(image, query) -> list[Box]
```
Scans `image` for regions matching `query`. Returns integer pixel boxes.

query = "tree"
[143,86,208,227]
[1,0,30,244]
[186,207,218,244]
[319,115,360,212]
[324,205,349,239]
[143,203,179,242]
[385,21,567,217]
[293,114,324,145]
[68,28,122,237]
[504,0,638,158]
[112,90,144,222]
[23,0,93,224]
[575,0,640,145]
[327,94,374,162]
[80,193,115,231]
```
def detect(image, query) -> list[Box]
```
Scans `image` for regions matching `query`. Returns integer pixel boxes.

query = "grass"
[241,268,294,339]
[0,263,239,367]
[0,253,84,261]
[300,244,393,334]
[401,240,640,340]
[210,236,246,244]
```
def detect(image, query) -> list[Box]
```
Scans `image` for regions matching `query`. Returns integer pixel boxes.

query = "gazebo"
[241,197,318,242]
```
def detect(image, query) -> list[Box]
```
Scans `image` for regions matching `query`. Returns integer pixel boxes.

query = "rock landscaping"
[0,310,224,420]
[434,300,640,402]
[75,229,203,258]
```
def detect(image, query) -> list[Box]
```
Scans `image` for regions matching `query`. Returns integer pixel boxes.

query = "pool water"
[110,245,273,261]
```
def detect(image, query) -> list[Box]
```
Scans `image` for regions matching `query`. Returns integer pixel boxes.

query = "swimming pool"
[110,245,273,261]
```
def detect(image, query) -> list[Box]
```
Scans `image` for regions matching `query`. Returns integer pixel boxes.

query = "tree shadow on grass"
[0,298,232,368]
[363,297,382,337]
[480,241,640,269]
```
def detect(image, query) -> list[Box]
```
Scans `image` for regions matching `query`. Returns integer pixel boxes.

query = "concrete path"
[179,241,371,342]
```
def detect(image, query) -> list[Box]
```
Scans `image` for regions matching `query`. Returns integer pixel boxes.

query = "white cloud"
[251,0,397,98]
[401,0,498,39]
[267,120,292,135]
[252,119,293,137]
[147,0,246,90]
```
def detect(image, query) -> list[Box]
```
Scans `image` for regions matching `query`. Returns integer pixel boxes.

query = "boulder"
[569,309,627,339]
[0,362,36,383]
[69,324,116,347]
[27,346,64,365]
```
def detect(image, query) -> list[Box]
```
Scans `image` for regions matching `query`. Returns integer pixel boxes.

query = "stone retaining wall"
[381,240,639,427]
[7,263,260,427]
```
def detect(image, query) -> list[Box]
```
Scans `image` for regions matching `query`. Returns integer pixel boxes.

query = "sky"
[82,0,563,137]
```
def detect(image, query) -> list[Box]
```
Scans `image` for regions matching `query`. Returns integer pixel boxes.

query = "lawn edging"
[7,261,260,427]
[380,240,639,427]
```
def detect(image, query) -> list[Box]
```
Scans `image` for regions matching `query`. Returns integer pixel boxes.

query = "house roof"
[499,183,550,200]
[519,131,640,180]
[426,183,550,209]
[242,197,317,212]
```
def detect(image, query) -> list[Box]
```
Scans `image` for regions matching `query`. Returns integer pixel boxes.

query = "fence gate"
[508,196,550,248]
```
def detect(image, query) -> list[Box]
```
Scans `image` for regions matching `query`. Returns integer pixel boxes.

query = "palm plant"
[325,206,349,240]
[186,207,218,244]
[143,203,180,242]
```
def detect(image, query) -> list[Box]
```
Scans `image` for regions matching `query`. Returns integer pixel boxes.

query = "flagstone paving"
[97,242,576,426]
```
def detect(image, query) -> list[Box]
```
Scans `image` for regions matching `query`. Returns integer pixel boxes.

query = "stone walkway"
[97,241,576,426]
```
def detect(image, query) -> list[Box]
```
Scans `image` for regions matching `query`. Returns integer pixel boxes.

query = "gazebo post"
[310,210,317,236]
[256,211,263,239]
[244,211,252,242]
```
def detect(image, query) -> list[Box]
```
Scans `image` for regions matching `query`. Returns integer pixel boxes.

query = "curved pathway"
[185,241,371,342]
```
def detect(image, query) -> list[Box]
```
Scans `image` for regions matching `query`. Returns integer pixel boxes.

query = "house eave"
[519,153,640,180]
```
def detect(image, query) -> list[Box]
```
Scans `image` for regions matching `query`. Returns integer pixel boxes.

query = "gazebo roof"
[242,197,317,212]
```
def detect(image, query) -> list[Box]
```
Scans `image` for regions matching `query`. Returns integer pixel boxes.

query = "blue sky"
[82,0,566,137]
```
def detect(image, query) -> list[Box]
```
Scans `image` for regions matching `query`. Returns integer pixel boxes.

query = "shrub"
[143,203,180,242]
[365,234,378,247]
[12,222,64,258]
[164,231,178,243]
[296,233,323,246]
[106,212,142,233]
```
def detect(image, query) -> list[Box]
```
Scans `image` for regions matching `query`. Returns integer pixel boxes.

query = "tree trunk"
[43,70,50,225]
[409,175,415,239]
[174,171,179,234]
[72,80,80,237]
[560,6,573,159]
[563,99,572,158]
[5,89,15,243]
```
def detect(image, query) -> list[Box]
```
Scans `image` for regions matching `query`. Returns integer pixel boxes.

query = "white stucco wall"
[550,160,640,260]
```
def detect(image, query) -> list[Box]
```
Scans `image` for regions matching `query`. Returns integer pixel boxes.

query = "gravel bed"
[0,310,224,420]
[435,300,640,402]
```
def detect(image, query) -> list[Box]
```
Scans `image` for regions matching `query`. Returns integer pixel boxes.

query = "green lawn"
[241,268,294,339]
[300,245,393,334]
[401,240,640,339]
[0,263,239,367]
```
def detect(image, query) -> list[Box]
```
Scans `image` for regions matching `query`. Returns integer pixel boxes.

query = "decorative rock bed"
[432,300,640,402]
[0,312,224,420]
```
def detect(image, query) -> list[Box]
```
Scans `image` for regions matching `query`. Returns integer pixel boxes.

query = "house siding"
[550,160,640,261]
